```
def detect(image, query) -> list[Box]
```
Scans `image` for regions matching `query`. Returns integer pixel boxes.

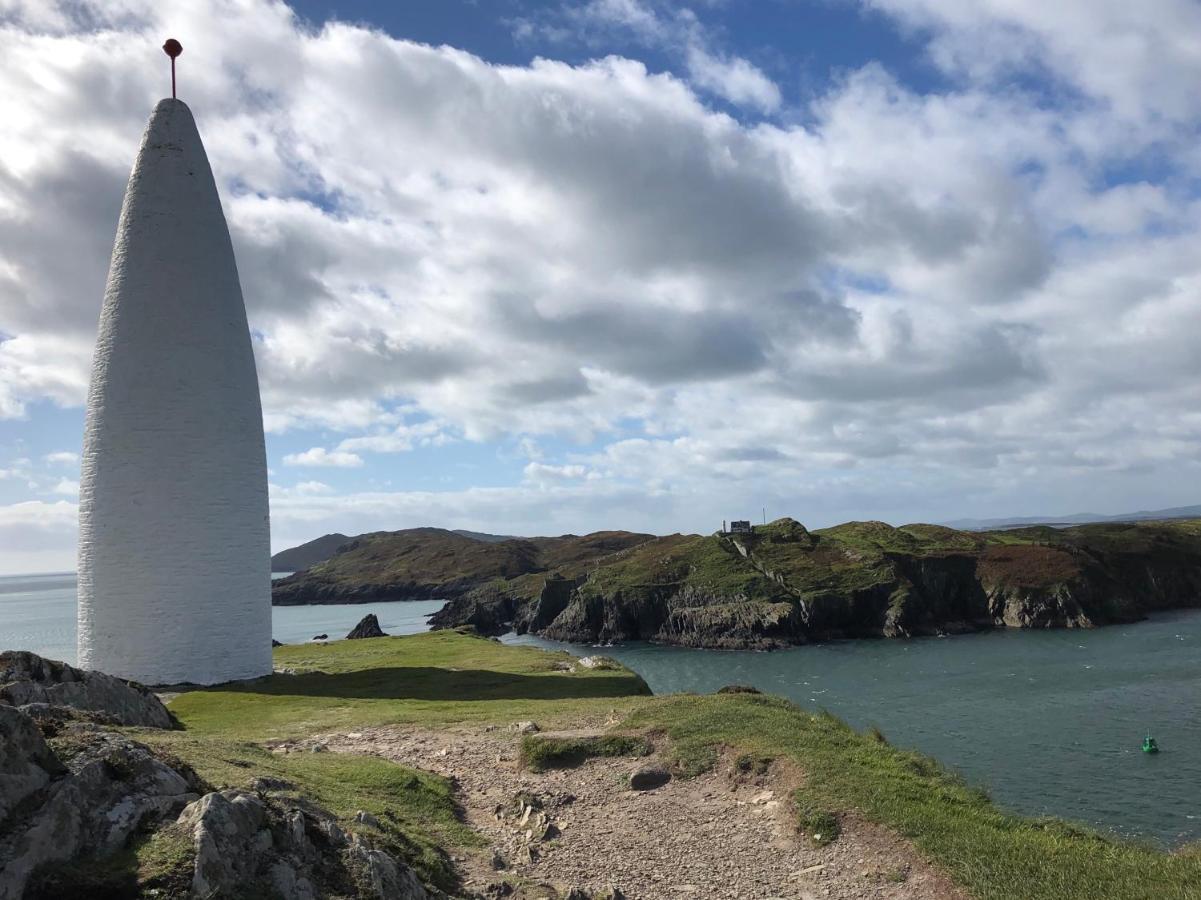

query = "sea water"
[3,571,1198,847]
[507,611,1201,847]
[0,572,443,663]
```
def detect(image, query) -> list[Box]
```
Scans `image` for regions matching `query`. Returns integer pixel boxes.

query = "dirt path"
[280,725,965,900]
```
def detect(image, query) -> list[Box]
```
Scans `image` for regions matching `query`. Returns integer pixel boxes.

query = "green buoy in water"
[1142,735,1159,754]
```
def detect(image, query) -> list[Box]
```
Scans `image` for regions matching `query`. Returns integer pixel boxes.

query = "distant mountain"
[451,529,519,543]
[271,528,654,605]
[270,533,349,572]
[945,504,1201,531]
[270,528,521,573]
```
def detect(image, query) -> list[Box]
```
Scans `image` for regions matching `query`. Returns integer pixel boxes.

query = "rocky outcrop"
[0,651,174,728]
[1,721,201,900]
[176,786,432,899]
[347,614,388,640]
[0,706,64,825]
[0,701,434,899]
[428,583,519,635]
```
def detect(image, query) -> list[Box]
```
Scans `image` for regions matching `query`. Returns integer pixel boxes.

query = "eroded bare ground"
[274,725,966,900]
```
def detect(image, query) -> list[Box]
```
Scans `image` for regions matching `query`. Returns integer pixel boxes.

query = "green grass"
[622,693,1201,900]
[795,799,841,847]
[141,631,652,893]
[518,733,651,771]
[168,630,650,741]
[26,822,196,900]
[134,731,475,889]
[147,628,1201,900]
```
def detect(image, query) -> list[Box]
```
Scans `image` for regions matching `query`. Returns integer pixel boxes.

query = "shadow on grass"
[210,667,650,702]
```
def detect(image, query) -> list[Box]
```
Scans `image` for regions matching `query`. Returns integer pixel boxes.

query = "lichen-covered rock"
[178,790,270,897]
[0,722,199,900]
[347,833,432,899]
[176,788,432,900]
[0,651,174,728]
[347,614,387,640]
[0,706,64,826]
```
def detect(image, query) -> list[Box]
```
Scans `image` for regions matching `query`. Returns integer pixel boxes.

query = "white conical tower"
[77,88,271,685]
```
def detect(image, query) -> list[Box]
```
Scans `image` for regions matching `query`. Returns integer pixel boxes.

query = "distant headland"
[271,517,1201,650]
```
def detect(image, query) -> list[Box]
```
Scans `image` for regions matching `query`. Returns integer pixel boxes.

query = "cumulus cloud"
[282,447,364,468]
[50,478,79,496]
[1,0,1199,571]
[528,0,782,112]
[523,461,597,485]
[684,44,781,112]
[44,451,80,465]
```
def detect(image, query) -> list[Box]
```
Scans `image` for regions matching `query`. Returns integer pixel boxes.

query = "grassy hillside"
[430,517,1201,647]
[139,632,1201,900]
[272,528,654,605]
[270,532,349,572]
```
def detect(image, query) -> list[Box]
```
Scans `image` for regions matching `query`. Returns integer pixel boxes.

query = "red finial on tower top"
[162,39,182,99]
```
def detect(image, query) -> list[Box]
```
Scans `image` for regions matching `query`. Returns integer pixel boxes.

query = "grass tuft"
[796,798,841,847]
[518,733,650,772]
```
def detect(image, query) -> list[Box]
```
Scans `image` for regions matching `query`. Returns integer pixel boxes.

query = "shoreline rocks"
[347,615,388,640]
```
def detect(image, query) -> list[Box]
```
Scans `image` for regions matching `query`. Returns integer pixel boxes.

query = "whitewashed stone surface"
[77,98,271,685]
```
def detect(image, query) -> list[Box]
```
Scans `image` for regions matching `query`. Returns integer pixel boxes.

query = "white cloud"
[0,0,1198,558]
[539,0,782,113]
[523,461,596,484]
[44,451,79,465]
[684,44,781,113]
[0,499,78,574]
[336,420,450,454]
[50,478,79,496]
[282,447,365,468]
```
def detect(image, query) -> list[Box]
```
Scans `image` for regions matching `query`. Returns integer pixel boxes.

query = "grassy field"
[142,630,1201,900]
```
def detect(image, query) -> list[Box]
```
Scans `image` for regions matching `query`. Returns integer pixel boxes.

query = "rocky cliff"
[428,518,1201,649]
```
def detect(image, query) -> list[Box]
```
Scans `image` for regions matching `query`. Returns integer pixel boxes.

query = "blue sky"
[2,0,1201,573]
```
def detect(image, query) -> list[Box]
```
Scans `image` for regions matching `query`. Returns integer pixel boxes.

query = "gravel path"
[283,725,965,900]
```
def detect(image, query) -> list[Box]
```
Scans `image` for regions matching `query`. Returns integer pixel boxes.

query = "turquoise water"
[506,610,1201,848]
[4,571,1198,847]
[0,572,443,663]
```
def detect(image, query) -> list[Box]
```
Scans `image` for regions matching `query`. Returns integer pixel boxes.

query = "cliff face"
[428,518,1201,648]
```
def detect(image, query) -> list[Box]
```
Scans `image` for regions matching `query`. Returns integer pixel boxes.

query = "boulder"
[0,723,199,900]
[0,705,65,826]
[346,615,387,640]
[348,833,431,899]
[628,766,671,791]
[0,651,173,728]
[177,787,432,900]
[312,634,329,641]
[178,790,270,897]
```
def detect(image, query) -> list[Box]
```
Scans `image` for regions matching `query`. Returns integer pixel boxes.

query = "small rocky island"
[272,518,1201,649]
